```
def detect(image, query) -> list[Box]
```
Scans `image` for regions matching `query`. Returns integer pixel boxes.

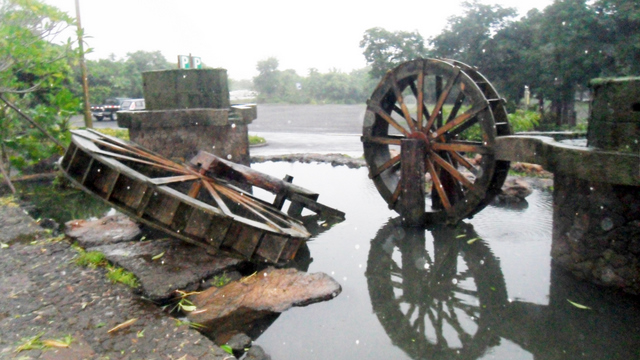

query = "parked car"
[91,97,129,121]
[119,99,145,112]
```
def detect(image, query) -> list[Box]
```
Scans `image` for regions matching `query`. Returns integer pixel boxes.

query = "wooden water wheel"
[61,129,343,264]
[362,58,512,224]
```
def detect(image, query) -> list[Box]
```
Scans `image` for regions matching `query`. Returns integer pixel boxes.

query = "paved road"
[71,104,368,157]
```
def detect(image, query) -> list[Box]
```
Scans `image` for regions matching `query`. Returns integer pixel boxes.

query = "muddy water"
[251,162,640,360]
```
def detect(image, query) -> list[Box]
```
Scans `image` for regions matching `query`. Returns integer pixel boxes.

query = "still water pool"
[250,162,640,360]
[18,162,640,359]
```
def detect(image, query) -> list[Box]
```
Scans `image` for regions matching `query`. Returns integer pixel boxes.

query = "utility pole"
[75,0,93,128]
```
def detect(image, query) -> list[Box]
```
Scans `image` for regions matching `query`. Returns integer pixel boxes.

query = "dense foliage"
[0,0,77,174]
[252,57,378,104]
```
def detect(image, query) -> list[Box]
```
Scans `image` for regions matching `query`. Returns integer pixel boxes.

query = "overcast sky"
[42,0,554,80]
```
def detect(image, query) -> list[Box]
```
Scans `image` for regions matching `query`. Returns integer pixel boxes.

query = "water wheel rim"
[362,58,504,224]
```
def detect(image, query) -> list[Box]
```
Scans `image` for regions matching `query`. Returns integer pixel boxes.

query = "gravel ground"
[0,203,232,360]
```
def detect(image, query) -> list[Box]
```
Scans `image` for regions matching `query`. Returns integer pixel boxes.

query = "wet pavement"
[0,204,230,359]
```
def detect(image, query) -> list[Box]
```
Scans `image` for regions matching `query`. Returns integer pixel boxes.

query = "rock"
[0,204,47,244]
[91,238,242,301]
[226,333,252,352]
[188,267,341,337]
[501,177,533,199]
[245,345,272,360]
[64,214,142,247]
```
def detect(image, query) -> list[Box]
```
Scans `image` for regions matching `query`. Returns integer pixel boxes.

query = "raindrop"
[212,146,216,149]
[231,123,236,129]
[355,340,360,345]
[585,50,589,54]
[195,122,198,125]
[227,154,232,160]
[331,271,335,275]
[183,75,187,78]
[263,272,268,277]
[452,278,458,285]
[482,49,486,53]
[332,292,337,297]
[562,21,566,26]
[343,277,347,281]
[355,244,360,250]
[127,186,130,190]
[508,298,513,303]
[590,187,594,191]
[480,260,484,265]
[601,217,614,231]
[97,169,101,173]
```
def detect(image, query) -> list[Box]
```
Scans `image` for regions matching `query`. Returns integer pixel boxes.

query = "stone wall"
[117,69,255,166]
[552,174,640,294]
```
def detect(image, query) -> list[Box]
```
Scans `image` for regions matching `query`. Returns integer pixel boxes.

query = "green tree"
[360,27,426,78]
[0,0,78,175]
[429,0,517,69]
[593,0,640,75]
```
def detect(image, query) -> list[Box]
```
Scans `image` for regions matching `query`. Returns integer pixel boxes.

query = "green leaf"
[456,234,466,238]
[181,305,197,312]
[1,243,9,249]
[567,299,591,310]
[152,251,165,260]
[220,345,233,354]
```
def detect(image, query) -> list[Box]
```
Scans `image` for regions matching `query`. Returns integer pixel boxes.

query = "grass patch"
[72,127,129,141]
[73,246,139,288]
[211,272,232,287]
[0,195,18,207]
[105,266,139,288]
[249,134,266,146]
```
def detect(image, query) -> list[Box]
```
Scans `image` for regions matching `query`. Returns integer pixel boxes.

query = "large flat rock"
[92,238,242,301]
[64,214,142,247]
[188,267,341,337]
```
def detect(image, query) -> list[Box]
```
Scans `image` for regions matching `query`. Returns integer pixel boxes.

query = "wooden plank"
[399,139,426,226]
[254,233,289,263]
[273,175,294,210]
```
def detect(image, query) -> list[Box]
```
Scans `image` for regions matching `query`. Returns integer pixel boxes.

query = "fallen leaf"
[42,339,69,348]
[1,243,8,248]
[107,318,138,333]
[456,234,466,238]
[152,251,165,260]
[467,237,480,244]
[567,299,591,310]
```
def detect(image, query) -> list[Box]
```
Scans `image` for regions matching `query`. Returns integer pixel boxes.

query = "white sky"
[42,0,554,80]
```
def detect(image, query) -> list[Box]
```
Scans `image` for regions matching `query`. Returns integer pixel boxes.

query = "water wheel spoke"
[431,141,491,155]
[448,151,479,177]
[389,182,403,208]
[430,151,478,194]
[405,303,417,321]
[369,154,401,179]
[149,174,201,185]
[426,158,452,212]
[391,280,404,289]
[361,135,403,146]
[88,135,184,172]
[408,78,431,130]
[92,149,191,175]
[433,103,487,139]
[390,72,417,132]
[425,67,461,135]
[201,179,233,217]
[214,185,292,232]
[369,103,411,137]
[446,88,466,124]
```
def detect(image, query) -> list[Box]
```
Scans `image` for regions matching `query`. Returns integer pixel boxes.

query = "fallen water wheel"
[362,58,512,224]
[61,129,343,264]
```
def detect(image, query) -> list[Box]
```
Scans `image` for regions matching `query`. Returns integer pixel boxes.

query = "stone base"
[552,173,640,294]
[118,107,255,166]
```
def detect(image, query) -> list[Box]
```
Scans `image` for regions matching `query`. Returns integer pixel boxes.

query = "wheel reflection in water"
[366,218,508,359]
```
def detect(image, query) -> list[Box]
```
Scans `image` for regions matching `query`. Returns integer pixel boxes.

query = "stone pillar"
[552,77,640,294]
[118,69,256,166]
